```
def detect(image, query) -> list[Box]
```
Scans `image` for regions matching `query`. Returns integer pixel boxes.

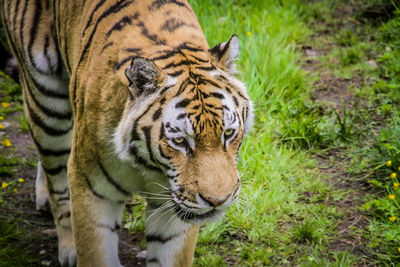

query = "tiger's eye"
[173,137,185,144]
[224,129,234,137]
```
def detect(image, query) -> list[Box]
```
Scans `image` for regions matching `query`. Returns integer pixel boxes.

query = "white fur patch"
[146,209,191,267]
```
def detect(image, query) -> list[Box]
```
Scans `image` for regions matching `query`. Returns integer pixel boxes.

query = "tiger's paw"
[35,162,50,211]
[35,188,50,212]
[58,238,77,267]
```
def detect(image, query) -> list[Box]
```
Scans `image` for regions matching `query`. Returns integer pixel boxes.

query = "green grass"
[188,0,351,266]
[0,219,40,267]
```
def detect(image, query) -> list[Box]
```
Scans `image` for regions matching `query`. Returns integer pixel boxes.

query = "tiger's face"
[115,35,253,224]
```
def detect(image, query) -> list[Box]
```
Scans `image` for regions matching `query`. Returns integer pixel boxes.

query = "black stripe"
[43,165,67,175]
[166,174,177,180]
[78,0,134,68]
[173,204,219,221]
[57,211,71,222]
[82,0,107,37]
[198,78,220,88]
[142,126,162,167]
[57,196,70,202]
[176,77,192,96]
[146,232,181,243]
[82,171,124,204]
[19,0,28,57]
[175,99,191,108]
[124,47,142,54]
[150,43,203,61]
[159,144,171,160]
[11,1,20,45]
[96,223,121,232]
[31,76,69,99]
[136,21,166,45]
[114,55,134,71]
[130,102,156,143]
[209,92,225,99]
[159,84,175,95]
[190,54,209,63]
[235,89,248,101]
[161,18,193,33]
[218,41,231,61]
[196,65,216,71]
[129,145,161,171]
[159,123,165,140]
[233,96,239,107]
[164,59,197,69]
[29,127,71,157]
[150,50,182,62]
[178,43,203,52]
[64,38,71,73]
[49,187,68,195]
[167,69,184,77]
[26,100,73,136]
[146,137,170,168]
[101,42,113,52]
[217,75,228,81]
[98,160,130,196]
[26,80,72,119]
[27,0,48,74]
[177,113,186,120]
[147,258,160,264]
[152,107,162,121]
[105,13,139,39]
[149,0,189,10]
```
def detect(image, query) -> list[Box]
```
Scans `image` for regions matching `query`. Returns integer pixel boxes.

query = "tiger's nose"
[197,193,230,207]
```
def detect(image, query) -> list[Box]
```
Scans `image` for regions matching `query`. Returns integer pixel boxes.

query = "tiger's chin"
[173,203,226,225]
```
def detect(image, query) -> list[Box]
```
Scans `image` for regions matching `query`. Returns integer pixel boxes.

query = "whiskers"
[146,200,175,223]
[233,194,254,215]
[139,181,172,201]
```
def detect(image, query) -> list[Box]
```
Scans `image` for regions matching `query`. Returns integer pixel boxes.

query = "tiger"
[1,0,253,266]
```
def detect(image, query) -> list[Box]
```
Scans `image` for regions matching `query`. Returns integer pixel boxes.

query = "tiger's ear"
[125,57,164,98]
[209,34,239,75]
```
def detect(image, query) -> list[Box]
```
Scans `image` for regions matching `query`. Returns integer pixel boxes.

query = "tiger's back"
[1,1,253,266]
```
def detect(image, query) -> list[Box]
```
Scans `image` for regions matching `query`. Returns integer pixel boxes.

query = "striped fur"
[1,0,253,266]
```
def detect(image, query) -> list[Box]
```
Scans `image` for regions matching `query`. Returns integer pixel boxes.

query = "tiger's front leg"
[68,153,126,267]
[145,202,200,267]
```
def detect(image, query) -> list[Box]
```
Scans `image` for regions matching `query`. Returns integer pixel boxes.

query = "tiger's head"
[115,35,253,224]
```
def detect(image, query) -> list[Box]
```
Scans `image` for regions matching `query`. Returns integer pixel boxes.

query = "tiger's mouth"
[172,203,225,224]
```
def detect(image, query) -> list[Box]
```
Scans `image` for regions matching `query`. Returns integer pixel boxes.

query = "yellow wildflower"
[391,172,397,179]
[389,216,396,222]
[394,182,399,190]
[1,138,12,147]
[1,182,8,189]
[18,178,24,183]
[1,102,9,108]
[260,117,265,122]
[398,247,400,253]
[13,188,17,192]
[387,160,392,167]
[0,116,3,121]
[398,166,400,171]
[388,194,395,200]
[0,123,3,130]
[247,31,252,37]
